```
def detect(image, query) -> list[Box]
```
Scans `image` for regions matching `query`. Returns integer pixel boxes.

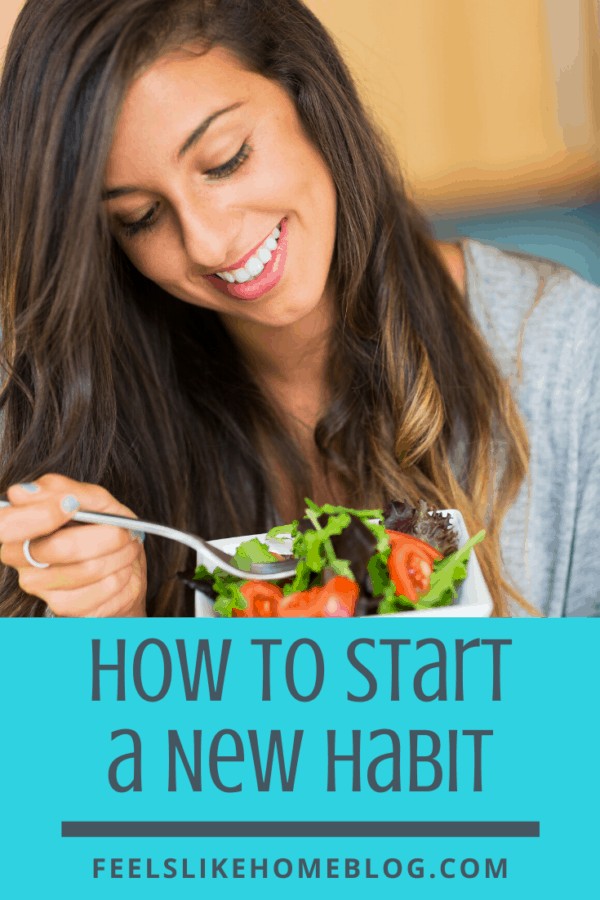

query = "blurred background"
[2,0,598,282]
[306,0,600,284]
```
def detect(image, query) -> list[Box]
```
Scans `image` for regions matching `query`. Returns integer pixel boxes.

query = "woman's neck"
[220,293,334,425]
[221,294,344,519]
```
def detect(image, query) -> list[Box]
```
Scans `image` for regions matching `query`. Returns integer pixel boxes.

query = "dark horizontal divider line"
[62,821,540,838]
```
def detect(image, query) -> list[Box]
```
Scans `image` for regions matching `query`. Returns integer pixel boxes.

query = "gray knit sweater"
[462,238,600,616]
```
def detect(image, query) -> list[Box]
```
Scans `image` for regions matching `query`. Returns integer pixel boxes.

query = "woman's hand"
[0,474,147,617]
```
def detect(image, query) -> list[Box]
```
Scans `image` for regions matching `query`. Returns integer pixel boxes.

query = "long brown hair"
[0,0,533,616]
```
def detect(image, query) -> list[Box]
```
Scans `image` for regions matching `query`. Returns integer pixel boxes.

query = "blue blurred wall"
[432,202,600,286]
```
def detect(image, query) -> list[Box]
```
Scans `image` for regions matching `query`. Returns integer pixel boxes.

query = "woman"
[0,0,597,617]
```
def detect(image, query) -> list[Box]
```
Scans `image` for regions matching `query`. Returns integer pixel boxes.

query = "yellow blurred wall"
[306,0,600,212]
[2,0,598,213]
[0,0,23,54]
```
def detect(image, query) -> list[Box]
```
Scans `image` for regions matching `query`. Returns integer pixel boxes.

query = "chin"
[270,275,332,319]
[263,295,327,328]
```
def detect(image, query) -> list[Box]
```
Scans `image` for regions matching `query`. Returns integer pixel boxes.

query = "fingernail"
[18,482,40,493]
[129,529,146,544]
[61,494,80,513]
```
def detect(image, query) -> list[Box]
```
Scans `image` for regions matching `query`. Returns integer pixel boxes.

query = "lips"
[217,223,281,275]
[203,218,288,302]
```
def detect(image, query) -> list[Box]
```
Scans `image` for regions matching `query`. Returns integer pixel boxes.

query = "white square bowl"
[194,509,493,618]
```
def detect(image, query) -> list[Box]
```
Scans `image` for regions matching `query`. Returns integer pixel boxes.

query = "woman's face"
[104,46,338,328]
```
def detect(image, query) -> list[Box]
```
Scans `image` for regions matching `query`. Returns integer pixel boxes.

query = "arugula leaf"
[320,503,383,519]
[376,582,415,615]
[320,512,352,539]
[369,522,392,554]
[301,505,354,576]
[283,558,312,596]
[415,531,485,609]
[194,565,248,617]
[367,554,392,596]
[302,529,325,571]
[194,563,214,582]
[314,503,389,553]
[271,504,359,590]
[328,557,354,579]
[206,569,248,616]
[267,521,298,539]
[213,581,247,617]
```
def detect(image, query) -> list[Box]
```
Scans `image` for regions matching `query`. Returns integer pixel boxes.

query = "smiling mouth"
[211,222,282,285]
[203,219,288,302]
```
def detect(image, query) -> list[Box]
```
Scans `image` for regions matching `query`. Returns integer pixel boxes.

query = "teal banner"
[0,620,596,897]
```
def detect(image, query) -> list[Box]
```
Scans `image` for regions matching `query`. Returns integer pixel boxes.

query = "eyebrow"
[102,101,245,200]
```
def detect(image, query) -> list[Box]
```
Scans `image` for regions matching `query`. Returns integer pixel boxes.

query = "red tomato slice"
[318,576,359,618]
[277,577,359,618]
[234,581,283,618]
[386,530,443,561]
[277,586,324,618]
[387,535,442,603]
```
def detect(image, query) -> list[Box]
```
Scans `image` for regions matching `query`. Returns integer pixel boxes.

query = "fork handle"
[0,497,295,581]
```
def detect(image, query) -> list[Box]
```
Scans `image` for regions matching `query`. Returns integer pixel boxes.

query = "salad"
[190,499,485,618]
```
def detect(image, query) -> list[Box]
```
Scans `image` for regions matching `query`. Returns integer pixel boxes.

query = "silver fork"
[0,499,297,580]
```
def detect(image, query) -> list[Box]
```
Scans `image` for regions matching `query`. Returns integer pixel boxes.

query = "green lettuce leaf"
[415,530,485,609]
[232,537,278,572]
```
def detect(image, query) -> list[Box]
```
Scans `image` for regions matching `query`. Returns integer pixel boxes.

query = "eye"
[115,142,252,240]
[119,203,160,239]
[205,142,252,181]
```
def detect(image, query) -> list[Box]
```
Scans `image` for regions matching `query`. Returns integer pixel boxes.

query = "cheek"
[290,146,337,229]
[121,240,179,286]
[250,123,333,209]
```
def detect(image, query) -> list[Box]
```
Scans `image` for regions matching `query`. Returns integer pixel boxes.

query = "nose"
[178,202,240,274]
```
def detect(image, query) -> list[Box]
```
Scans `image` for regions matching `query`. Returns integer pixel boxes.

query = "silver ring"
[23,538,50,569]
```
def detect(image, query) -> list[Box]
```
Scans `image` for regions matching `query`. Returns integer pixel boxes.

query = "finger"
[1,474,140,548]
[1,524,141,569]
[0,490,81,544]
[14,538,144,595]
[85,570,147,619]
[9,474,137,518]
[39,565,139,618]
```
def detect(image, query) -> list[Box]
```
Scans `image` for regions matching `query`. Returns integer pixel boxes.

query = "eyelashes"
[119,142,252,239]
[205,141,251,181]
[121,205,158,239]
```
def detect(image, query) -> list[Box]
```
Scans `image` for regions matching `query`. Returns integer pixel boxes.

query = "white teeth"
[215,223,283,284]
[245,256,264,277]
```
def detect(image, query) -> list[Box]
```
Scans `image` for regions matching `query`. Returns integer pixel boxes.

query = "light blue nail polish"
[129,529,146,543]
[19,482,40,493]
[61,494,80,513]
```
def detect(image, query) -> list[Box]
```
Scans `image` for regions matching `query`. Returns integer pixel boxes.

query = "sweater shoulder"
[461,237,600,382]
